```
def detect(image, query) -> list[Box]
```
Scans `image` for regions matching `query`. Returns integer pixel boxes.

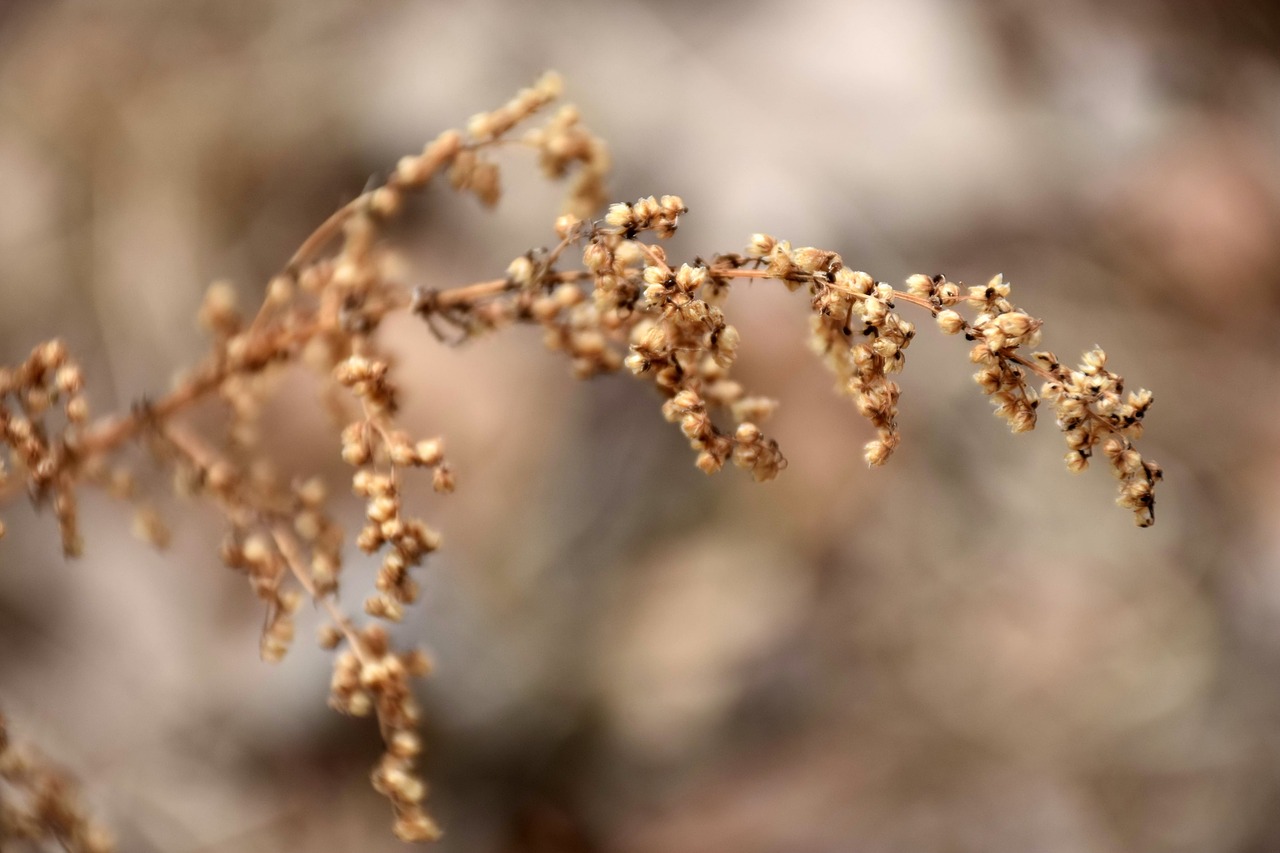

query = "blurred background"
[2,1,1279,851]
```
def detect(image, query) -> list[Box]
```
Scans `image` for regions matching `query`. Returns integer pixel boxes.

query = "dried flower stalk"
[0,72,1161,842]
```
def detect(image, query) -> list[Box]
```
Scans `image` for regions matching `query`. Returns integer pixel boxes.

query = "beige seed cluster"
[529,274,624,379]
[523,102,610,221]
[748,236,920,466]
[0,713,114,853]
[629,247,785,480]
[0,73,1164,847]
[1039,348,1161,526]
[329,624,439,841]
[490,195,787,479]
[954,274,1042,434]
[339,416,450,621]
[328,350,457,836]
[604,194,687,238]
[0,339,91,554]
[407,209,1161,510]
[403,194,790,483]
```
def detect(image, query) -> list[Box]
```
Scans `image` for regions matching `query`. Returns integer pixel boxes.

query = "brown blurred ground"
[2,1,1280,851]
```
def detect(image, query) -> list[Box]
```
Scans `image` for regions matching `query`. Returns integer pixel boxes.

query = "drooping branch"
[0,72,1161,846]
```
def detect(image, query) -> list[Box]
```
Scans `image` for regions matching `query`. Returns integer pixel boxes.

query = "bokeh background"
[2,1,1279,851]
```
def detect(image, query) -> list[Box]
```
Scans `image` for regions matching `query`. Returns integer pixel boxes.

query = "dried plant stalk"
[0,72,1160,843]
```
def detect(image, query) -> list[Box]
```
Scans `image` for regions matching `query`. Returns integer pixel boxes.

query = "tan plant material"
[0,714,114,853]
[0,72,1161,843]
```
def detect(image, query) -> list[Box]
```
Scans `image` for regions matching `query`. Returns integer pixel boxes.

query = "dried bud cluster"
[1038,349,1162,526]
[457,194,788,481]
[328,349,456,832]
[902,270,1159,524]
[0,339,90,554]
[385,71,597,223]
[631,254,784,480]
[0,73,1164,848]
[958,274,1042,434]
[329,625,439,842]
[747,237,919,466]
[531,277,624,379]
[604,194,687,238]
[523,103,610,220]
[336,354,399,421]
[0,713,114,853]
[350,462,446,621]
